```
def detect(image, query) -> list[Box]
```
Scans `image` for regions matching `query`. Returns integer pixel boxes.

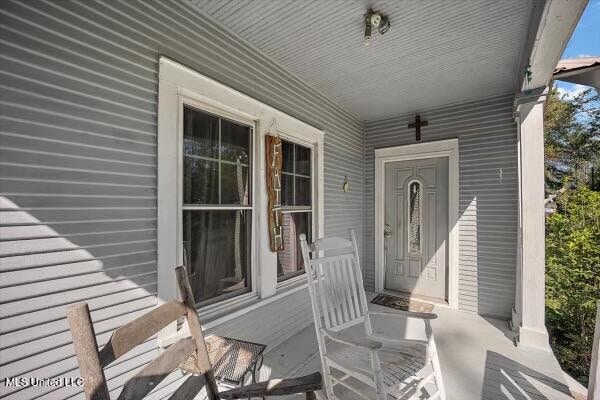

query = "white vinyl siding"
[0,1,363,399]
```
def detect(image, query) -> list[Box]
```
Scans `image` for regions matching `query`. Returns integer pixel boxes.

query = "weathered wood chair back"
[300,230,371,333]
[67,266,219,400]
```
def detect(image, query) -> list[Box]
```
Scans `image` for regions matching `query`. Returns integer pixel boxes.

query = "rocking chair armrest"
[321,329,383,350]
[369,310,438,320]
[218,372,322,399]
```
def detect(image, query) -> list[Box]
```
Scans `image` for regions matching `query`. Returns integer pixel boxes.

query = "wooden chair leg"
[67,303,110,400]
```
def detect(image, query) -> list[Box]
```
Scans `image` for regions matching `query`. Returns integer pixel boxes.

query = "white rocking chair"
[300,230,446,400]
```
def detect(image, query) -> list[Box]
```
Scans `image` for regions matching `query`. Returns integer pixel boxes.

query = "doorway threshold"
[378,288,450,308]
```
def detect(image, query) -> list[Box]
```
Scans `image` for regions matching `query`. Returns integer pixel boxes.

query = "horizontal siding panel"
[0,102,154,137]
[1,85,156,127]
[1,195,155,209]
[0,274,157,317]
[0,164,155,188]
[0,254,156,287]
[0,116,157,148]
[1,287,157,335]
[0,210,157,225]
[0,296,157,350]
[0,132,157,162]
[1,180,156,198]
[0,3,158,71]
[0,66,154,117]
[0,104,156,141]
[0,264,156,302]
[0,0,363,399]
[0,222,155,241]
[0,307,155,366]
[0,341,157,399]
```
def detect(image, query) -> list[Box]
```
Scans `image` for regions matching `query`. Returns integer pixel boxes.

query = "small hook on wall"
[342,176,350,192]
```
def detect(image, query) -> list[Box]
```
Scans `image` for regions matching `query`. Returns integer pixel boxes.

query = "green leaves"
[544,86,599,190]
[546,187,600,386]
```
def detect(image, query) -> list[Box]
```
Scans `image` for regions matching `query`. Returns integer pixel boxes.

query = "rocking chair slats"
[339,259,355,320]
[321,329,383,350]
[300,230,446,400]
[369,309,438,320]
[318,264,334,329]
[312,236,352,252]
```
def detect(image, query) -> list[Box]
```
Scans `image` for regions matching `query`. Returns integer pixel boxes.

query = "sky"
[554,0,600,98]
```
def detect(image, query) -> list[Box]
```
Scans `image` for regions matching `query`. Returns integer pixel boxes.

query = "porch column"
[514,88,551,351]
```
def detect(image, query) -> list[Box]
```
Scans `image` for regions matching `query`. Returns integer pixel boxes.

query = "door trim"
[375,139,459,309]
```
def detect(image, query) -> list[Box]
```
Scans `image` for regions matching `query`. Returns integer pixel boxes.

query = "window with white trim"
[182,105,253,305]
[158,57,324,319]
[277,139,313,281]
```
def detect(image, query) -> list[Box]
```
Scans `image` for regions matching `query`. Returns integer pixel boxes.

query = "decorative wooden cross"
[408,114,428,141]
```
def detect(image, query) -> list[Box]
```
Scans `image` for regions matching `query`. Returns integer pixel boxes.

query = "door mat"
[371,293,434,313]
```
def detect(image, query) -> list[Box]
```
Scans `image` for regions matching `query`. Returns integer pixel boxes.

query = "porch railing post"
[513,87,551,351]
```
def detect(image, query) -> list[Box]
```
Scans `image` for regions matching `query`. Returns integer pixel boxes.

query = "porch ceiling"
[191,0,535,121]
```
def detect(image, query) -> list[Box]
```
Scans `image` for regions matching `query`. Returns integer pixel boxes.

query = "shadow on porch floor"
[260,293,578,400]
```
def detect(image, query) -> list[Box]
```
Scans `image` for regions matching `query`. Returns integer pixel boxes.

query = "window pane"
[295,145,311,176]
[282,140,294,173]
[183,210,251,303]
[281,173,294,206]
[277,212,312,280]
[295,176,311,206]
[221,164,249,205]
[409,181,421,253]
[184,157,218,204]
[221,119,250,164]
[184,106,218,159]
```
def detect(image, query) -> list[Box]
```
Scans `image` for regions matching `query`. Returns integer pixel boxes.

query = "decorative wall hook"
[525,64,533,84]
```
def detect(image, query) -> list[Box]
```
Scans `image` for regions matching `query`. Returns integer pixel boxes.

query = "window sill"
[276,273,307,289]
[158,278,308,348]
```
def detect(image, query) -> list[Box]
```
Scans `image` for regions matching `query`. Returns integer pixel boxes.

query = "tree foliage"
[544,87,599,190]
[545,185,600,385]
[544,83,599,386]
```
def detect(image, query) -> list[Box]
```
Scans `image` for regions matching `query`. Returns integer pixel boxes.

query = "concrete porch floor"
[257,294,579,400]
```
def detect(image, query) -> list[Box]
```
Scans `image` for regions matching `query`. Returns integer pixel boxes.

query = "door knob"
[384,223,392,239]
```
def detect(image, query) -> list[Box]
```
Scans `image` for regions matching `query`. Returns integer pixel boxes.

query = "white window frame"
[276,137,316,285]
[157,57,324,341]
[179,98,257,305]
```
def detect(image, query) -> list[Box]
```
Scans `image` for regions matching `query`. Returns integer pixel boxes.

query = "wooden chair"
[300,230,445,400]
[67,266,322,400]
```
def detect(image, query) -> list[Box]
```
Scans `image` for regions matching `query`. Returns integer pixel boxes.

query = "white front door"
[384,157,448,301]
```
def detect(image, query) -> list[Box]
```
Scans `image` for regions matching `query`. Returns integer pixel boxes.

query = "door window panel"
[408,181,421,253]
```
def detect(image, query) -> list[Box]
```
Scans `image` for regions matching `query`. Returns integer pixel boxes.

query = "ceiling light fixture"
[364,9,390,46]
